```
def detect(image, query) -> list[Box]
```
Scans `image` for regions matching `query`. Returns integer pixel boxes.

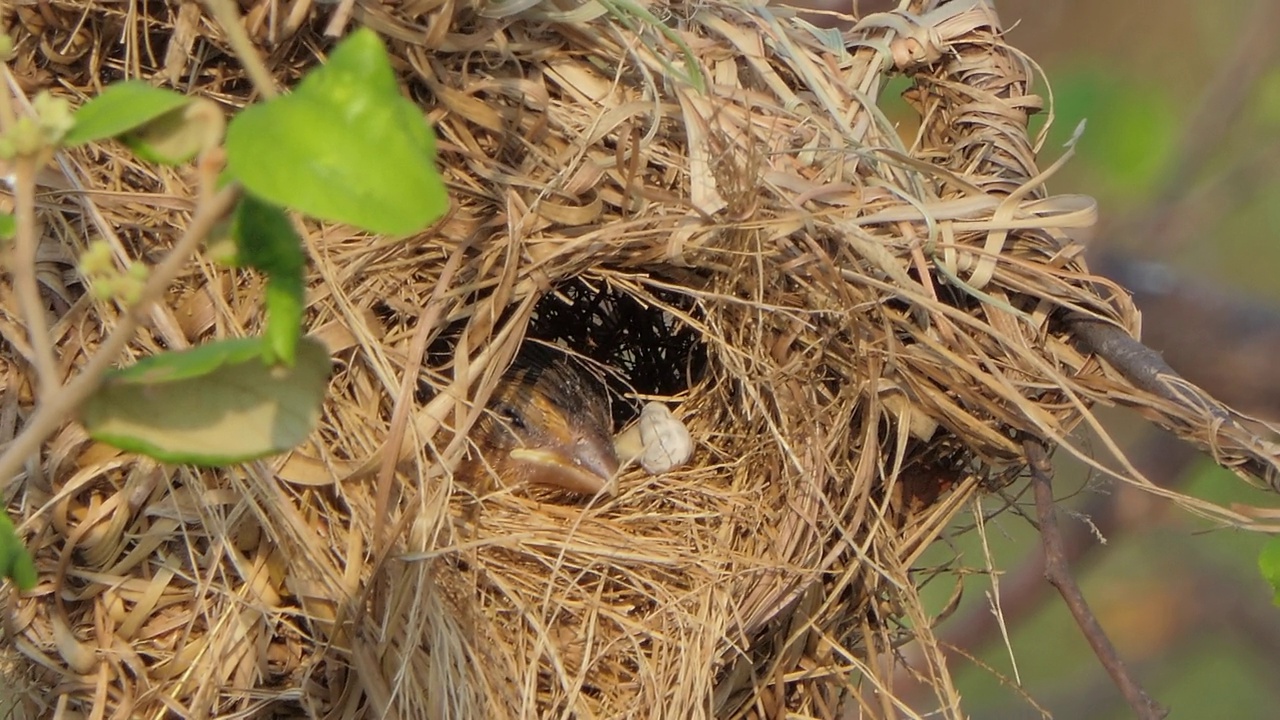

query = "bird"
[463,347,620,495]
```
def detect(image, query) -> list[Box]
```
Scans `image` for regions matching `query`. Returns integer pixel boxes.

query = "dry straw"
[3,0,1278,718]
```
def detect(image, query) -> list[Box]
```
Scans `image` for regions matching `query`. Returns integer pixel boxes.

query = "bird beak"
[509,438,619,496]
[574,435,621,482]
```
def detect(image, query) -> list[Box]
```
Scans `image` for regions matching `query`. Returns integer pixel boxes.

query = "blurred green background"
[900,1,1280,717]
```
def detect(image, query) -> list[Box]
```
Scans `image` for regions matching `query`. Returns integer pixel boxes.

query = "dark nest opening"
[524,277,708,413]
[415,275,709,430]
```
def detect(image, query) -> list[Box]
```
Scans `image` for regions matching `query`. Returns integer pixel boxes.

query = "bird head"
[473,353,620,494]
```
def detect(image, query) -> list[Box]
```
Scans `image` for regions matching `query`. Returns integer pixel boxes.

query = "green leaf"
[262,271,305,366]
[230,194,305,275]
[224,28,449,236]
[81,337,332,466]
[0,212,14,240]
[64,81,191,146]
[123,98,226,165]
[1260,535,1280,606]
[228,195,306,364]
[0,512,37,591]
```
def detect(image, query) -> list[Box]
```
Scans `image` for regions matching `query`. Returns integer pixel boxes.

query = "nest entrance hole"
[524,275,707,422]
[417,274,708,428]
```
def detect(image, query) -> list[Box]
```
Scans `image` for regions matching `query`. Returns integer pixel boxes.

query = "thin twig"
[1066,317,1190,404]
[1023,439,1168,720]
[0,66,15,132]
[0,184,241,498]
[11,154,60,397]
[912,433,1198,711]
[1089,250,1280,418]
[201,0,280,100]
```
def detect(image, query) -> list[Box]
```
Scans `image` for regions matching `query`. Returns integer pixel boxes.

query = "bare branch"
[1024,439,1168,720]
[1066,315,1278,490]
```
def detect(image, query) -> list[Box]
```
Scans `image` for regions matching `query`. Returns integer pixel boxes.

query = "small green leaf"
[1260,535,1280,606]
[230,195,305,275]
[102,337,267,382]
[81,337,332,466]
[229,195,306,364]
[65,81,192,146]
[0,512,37,591]
[0,212,14,240]
[225,28,449,236]
[262,272,305,366]
[2,116,42,157]
[33,91,75,146]
[124,98,226,165]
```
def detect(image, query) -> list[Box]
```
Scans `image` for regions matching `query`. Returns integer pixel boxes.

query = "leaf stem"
[201,0,280,101]
[0,65,17,132]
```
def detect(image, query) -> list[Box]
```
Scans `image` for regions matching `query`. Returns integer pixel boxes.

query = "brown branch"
[1065,317,1207,412]
[11,153,60,397]
[1065,314,1279,490]
[1023,439,1168,720]
[976,551,1280,718]
[923,256,1280,705]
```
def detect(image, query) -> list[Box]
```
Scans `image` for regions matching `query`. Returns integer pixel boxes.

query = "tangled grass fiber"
[3,0,1280,717]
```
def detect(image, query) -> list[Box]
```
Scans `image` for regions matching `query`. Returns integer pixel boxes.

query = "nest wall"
[9,1,1267,718]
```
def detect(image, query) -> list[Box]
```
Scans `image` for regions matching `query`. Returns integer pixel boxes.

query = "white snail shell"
[613,402,693,474]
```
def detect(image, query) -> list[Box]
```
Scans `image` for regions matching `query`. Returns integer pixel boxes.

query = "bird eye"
[496,403,526,430]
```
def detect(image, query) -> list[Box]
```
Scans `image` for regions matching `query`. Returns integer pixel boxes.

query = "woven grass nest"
[5,0,1280,717]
